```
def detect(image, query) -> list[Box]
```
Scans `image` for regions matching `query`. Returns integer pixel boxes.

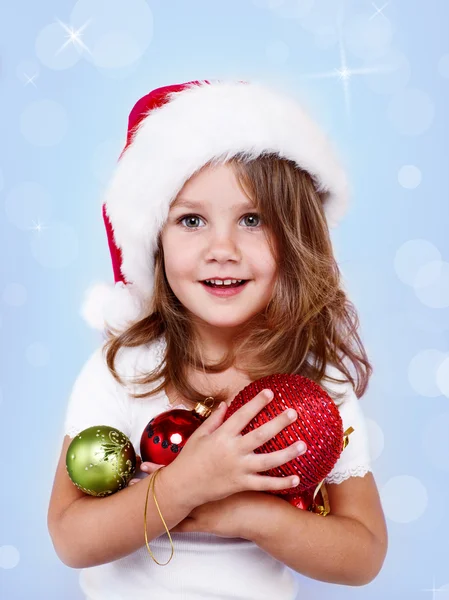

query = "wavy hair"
[103,153,373,408]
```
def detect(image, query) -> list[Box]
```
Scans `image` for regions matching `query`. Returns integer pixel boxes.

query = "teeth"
[205,279,244,286]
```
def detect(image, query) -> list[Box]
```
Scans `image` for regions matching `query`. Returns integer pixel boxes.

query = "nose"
[204,228,242,262]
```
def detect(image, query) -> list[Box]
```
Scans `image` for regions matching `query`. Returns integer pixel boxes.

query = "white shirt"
[63,336,372,600]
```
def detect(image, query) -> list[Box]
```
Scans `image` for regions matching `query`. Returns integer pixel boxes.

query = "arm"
[245,473,388,586]
[48,437,196,569]
[49,347,201,568]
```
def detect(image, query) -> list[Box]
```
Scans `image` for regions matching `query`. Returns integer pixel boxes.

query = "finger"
[248,472,301,492]
[221,389,275,438]
[141,462,165,474]
[247,440,307,472]
[193,400,228,436]
[240,406,298,452]
[128,478,140,486]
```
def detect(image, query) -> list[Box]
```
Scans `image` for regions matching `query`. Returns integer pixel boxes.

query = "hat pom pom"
[81,281,148,332]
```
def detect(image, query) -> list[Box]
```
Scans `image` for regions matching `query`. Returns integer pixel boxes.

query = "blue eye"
[177,213,262,230]
[178,215,202,229]
[242,214,261,228]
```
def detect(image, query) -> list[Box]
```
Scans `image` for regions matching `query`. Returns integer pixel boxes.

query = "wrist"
[159,462,200,513]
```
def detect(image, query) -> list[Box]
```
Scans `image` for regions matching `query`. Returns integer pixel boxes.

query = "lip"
[200,280,250,297]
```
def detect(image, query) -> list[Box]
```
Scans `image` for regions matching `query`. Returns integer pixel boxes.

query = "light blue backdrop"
[1,1,449,598]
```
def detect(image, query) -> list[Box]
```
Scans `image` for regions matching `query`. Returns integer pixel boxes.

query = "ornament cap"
[193,396,215,419]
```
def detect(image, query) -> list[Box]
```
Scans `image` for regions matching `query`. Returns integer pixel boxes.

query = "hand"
[128,456,164,487]
[170,490,271,539]
[164,389,307,507]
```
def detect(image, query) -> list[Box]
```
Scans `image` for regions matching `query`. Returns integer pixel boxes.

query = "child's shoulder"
[95,335,165,372]
[76,335,165,390]
[112,335,165,375]
[91,335,167,395]
[322,362,354,399]
[304,355,355,409]
[64,336,167,439]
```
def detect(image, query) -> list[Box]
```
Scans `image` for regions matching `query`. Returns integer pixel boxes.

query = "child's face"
[160,163,278,341]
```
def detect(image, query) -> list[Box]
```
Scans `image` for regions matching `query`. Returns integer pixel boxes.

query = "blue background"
[1,0,449,598]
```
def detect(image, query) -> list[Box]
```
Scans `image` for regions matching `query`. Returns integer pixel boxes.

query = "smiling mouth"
[199,280,251,295]
[201,280,249,288]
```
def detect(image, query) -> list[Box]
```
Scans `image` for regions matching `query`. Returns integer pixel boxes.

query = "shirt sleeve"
[323,365,372,485]
[63,345,132,439]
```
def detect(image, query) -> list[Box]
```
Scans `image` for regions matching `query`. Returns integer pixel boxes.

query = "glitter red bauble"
[224,373,344,496]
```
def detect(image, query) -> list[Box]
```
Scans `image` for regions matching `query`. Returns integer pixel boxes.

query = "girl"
[48,79,388,600]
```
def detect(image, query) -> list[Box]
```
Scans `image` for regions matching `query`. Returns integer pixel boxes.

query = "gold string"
[144,467,175,565]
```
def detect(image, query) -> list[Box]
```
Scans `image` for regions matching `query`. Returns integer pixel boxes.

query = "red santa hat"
[81,79,350,332]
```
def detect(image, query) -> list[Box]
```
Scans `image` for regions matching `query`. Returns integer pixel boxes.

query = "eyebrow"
[171,198,256,210]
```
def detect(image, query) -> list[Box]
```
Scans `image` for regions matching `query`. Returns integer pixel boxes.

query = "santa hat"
[81,79,350,332]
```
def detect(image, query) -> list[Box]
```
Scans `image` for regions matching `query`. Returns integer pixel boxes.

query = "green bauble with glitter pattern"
[66,425,137,497]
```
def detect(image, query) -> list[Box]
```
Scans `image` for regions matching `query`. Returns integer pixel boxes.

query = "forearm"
[247,496,385,586]
[53,465,195,569]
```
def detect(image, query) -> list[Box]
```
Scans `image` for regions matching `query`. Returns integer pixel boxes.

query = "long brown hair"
[103,153,372,408]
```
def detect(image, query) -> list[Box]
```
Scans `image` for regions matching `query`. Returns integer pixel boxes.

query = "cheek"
[253,250,277,278]
[162,242,189,274]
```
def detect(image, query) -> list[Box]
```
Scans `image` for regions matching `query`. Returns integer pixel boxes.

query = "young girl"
[48,79,388,600]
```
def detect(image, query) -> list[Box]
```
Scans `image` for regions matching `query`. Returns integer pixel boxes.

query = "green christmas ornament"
[66,425,137,497]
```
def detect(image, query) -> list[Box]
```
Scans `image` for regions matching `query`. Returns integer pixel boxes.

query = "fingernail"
[295,442,306,453]
[141,464,149,472]
[291,476,300,486]
[264,389,273,400]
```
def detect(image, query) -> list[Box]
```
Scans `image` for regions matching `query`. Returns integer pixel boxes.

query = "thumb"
[195,401,228,436]
[141,461,165,474]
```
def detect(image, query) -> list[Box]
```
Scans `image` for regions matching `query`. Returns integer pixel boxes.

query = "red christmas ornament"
[140,397,215,465]
[224,373,349,511]
[140,373,353,514]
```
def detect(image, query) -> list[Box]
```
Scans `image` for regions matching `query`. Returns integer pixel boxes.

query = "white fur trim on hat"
[81,282,148,332]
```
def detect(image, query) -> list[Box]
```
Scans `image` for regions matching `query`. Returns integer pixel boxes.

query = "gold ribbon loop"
[343,426,354,450]
[308,426,355,517]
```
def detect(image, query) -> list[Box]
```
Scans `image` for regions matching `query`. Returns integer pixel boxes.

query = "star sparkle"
[28,219,49,235]
[23,73,38,87]
[422,576,448,599]
[301,7,393,118]
[55,18,93,56]
[370,2,389,20]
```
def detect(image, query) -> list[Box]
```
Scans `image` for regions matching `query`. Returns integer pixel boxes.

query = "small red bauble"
[224,373,345,496]
[140,398,214,465]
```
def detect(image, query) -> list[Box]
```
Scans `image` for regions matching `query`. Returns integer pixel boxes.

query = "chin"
[198,314,253,328]
[189,307,256,328]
